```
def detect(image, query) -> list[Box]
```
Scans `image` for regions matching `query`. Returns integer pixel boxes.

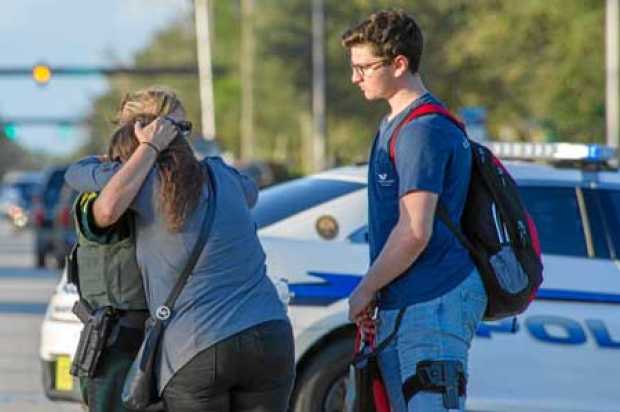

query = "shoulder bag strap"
[155,161,217,321]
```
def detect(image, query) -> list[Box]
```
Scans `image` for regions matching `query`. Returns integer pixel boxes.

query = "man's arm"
[92,118,177,228]
[348,190,436,321]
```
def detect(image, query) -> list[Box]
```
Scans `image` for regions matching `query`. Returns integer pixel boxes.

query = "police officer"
[68,191,148,412]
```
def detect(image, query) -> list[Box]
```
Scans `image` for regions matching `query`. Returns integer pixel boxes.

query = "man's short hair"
[341,9,423,74]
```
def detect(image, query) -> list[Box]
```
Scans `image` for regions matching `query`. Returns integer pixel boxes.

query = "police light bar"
[487,142,617,163]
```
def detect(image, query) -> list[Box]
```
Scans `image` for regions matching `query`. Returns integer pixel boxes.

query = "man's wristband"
[140,141,161,154]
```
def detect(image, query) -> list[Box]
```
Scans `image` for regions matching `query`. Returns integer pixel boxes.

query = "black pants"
[163,320,295,412]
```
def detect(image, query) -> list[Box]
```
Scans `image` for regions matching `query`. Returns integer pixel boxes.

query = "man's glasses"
[164,116,192,137]
[351,59,390,78]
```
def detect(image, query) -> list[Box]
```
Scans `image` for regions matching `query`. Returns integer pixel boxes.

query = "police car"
[41,142,620,411]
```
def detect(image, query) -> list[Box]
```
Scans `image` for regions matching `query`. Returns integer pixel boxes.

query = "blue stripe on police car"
[288,271,620,349]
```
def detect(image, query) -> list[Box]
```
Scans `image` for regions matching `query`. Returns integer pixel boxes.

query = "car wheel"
[291,337,354,412]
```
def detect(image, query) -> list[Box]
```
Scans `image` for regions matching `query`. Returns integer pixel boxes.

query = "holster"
[70,300,116,378]
[402,360,466,409]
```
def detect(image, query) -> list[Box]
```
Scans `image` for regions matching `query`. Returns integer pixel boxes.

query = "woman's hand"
[135,117,177,152]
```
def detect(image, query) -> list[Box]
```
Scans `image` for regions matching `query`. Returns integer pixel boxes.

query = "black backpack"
[388,103,544,321]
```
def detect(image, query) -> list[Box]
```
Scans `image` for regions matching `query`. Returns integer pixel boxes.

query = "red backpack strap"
[388,103,466,164]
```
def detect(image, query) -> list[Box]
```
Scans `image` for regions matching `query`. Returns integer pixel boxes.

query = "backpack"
[388,102,544,321]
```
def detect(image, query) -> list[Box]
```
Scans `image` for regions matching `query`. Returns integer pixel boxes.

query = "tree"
[80,0,607,172]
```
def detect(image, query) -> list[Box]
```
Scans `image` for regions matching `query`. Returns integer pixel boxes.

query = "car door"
[468,184,620,411]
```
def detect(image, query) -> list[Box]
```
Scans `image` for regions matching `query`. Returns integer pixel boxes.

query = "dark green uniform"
[73,193,148,412]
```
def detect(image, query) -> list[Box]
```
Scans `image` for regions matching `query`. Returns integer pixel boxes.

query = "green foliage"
[80,0,607,170]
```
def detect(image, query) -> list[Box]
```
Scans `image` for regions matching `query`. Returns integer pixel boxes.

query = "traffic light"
[32,64,52,85]
[3,123,17,140]
[59,123,73,139]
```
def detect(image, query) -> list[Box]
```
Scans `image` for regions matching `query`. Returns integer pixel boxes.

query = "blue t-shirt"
[368,93,474,310]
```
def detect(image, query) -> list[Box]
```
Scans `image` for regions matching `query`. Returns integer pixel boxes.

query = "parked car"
[32,166,68,268]
[41,143,620,411]
[49,183,79,268]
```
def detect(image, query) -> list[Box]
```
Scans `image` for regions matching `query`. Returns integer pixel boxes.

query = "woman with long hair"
[66,87,295,411]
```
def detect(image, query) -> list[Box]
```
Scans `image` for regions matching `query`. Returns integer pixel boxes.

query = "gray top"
[65,156,288,393]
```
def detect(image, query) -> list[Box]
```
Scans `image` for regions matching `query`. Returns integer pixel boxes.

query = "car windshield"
[252,178,365,229]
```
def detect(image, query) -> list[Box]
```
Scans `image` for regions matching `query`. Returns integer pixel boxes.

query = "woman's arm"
[93,118,177,227]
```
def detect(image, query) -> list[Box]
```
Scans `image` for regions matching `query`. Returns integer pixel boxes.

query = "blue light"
[587,144,603,161]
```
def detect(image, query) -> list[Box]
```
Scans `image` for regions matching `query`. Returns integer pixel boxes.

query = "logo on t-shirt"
[377,172,395,187]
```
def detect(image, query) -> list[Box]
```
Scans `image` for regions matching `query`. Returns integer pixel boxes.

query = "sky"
[0,0,192,156]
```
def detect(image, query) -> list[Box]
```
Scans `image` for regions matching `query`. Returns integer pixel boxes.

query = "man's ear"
[393,55,410,77]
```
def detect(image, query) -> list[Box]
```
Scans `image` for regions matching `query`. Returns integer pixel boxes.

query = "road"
[0,220,82,411]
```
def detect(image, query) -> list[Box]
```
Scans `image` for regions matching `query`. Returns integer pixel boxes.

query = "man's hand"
[135,117,177,152]
[348,282,376,323]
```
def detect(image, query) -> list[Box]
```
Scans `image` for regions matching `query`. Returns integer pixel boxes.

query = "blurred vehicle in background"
[237,160,297,189]
[0,170,42,229]
[49,183,79,268]
[192,135,294,188]
[31,166,68,268]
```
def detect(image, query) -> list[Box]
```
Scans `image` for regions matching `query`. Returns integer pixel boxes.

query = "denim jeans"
[376,269,487,412]
[162,320,295,412]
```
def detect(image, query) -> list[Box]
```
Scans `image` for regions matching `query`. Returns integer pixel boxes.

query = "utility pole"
[241,0,255,160]
[194,0,216,140]
[312,0,326,171]
[607,0,619,151]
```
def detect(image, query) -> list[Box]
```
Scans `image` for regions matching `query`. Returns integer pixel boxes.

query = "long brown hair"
[108,115,205,232]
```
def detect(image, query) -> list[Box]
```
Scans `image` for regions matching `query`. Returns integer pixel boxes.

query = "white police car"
[39,272,292,401]
[41,142,620,411]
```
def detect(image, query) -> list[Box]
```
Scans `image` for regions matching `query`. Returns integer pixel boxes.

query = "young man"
[342,10,487,412]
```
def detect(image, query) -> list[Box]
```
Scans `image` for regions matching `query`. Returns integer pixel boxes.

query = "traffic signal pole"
[0,65,198,78]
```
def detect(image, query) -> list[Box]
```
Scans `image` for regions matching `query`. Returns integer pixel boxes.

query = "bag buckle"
[155,305,171,320]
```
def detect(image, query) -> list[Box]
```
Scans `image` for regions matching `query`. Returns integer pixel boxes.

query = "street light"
[32,64,52,85]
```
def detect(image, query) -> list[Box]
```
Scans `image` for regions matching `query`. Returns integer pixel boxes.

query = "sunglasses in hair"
[164,116,193,137]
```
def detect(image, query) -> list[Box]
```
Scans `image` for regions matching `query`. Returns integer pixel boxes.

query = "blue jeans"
[376,269,487,412]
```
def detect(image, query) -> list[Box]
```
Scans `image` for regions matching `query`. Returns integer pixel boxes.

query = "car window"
[519,186,588,257]
[592,189,620,259]
[348,186,591,258]
[252,178,365,229]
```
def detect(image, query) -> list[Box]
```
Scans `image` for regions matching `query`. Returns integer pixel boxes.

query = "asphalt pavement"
[0,220,82,411]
